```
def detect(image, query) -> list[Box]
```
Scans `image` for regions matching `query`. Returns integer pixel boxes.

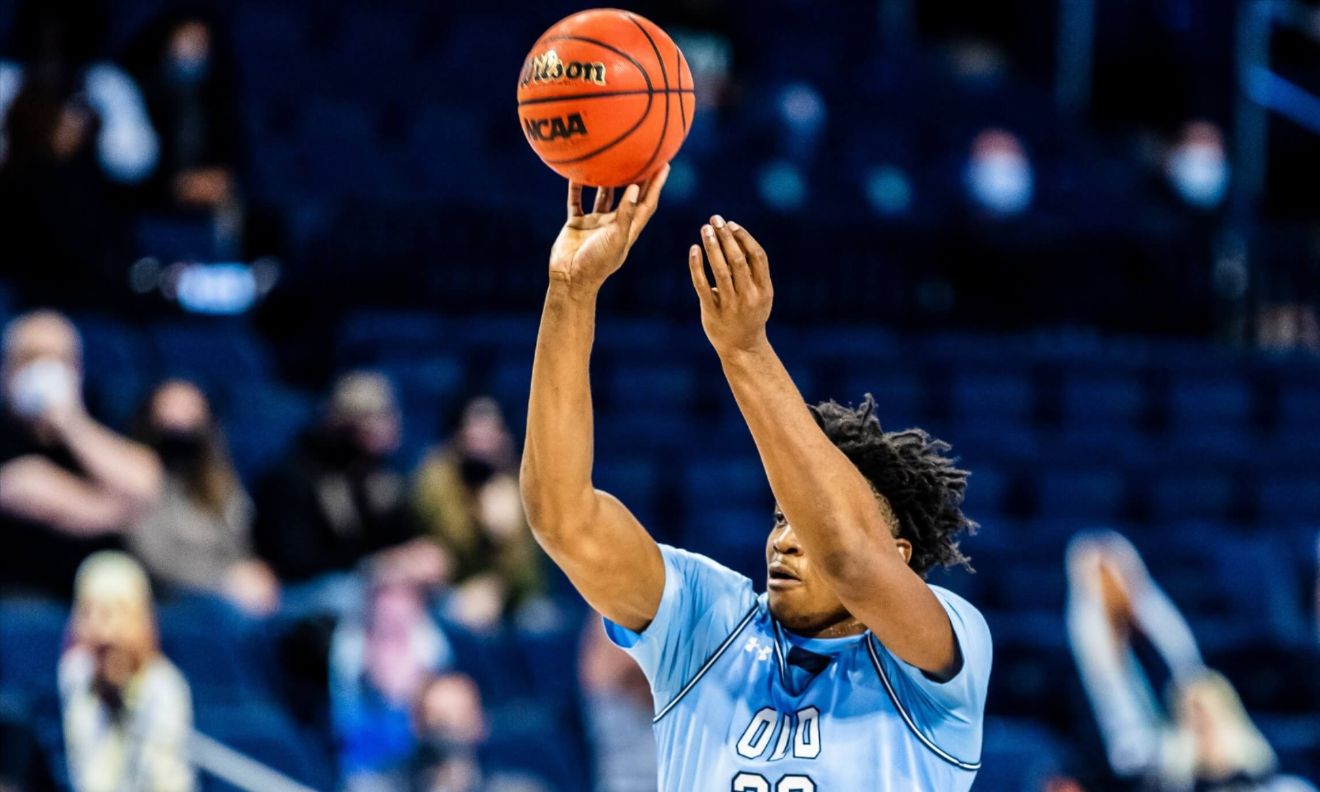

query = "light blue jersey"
[606,545,992,791]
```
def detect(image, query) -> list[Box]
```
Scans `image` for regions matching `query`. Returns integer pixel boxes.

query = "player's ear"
[895,538,913,565]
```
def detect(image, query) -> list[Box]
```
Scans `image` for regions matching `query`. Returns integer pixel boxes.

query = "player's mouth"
[768,563,801,589]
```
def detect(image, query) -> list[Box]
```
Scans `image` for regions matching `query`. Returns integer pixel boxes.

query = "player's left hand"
[688,216,773,356]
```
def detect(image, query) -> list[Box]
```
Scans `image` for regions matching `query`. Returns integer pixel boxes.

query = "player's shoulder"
[928,584,993,662]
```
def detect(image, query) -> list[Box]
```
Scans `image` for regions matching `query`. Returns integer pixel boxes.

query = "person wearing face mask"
[1165,120,1230,212]
[122,7,242,214]
[254,371,444,617]
[128,380,278,616]
[0,311,163,599]
[413,397,544,631]
[59,551,194,792]
[964,128,1035,219]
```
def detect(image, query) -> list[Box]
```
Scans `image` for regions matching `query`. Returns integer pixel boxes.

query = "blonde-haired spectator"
[60,551,194,792]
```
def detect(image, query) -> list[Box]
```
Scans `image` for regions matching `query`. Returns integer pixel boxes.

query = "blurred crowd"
[0,0,1318,790]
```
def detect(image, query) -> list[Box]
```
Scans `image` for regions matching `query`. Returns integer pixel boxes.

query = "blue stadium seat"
[1257,475,1320,526]
[962,467,1010,518]
[1148,471,1237,522]
[1168,377,1252,429]
[1278,385,1320,430]
[1060,373,1146,426]
[150,321,273,393]
[951,372,1035,422]
[597,409,700,455]
[605,365,698,411]
[0,599,67,701]
[195,702,335,791]
[336,310,447,365]
[978,717,1070,790]
[1035,469,1128,520]
[223,384,316,485]
[836,371,924,425]
[683,457,770,511]
[682,509,774,582]
[593,456,662,526]
[157,596,264,707]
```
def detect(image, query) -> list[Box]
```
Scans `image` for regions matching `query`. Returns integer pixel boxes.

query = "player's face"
[764,508,855,634]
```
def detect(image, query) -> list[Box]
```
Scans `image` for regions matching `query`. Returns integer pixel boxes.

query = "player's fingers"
[639,164,670,212]
[701,224,735,297]
[712,215,751,294]
[614,184,642,234]
[728,221,771,290]
[566,182,585,218]
[687,244,713,307]
[593,186,614,214]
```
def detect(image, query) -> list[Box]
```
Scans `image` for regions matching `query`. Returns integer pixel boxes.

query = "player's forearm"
[719,340,894,582]
[520,282,603,535]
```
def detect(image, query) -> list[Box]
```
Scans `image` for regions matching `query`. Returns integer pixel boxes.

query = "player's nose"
[771,523,802,555]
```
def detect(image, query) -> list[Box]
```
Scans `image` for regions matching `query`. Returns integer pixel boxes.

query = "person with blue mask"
[965,128,1034,218]
[1165,120,1229,211]
[520,168,991,791]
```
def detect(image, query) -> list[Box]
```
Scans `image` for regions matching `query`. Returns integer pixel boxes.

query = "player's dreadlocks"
[809,395,976,576]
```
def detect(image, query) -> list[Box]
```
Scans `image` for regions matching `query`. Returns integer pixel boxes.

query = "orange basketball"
[516,9,695,187]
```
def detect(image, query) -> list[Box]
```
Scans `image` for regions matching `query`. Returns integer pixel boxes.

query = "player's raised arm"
[687,217,962,678]
[520,170,669,633]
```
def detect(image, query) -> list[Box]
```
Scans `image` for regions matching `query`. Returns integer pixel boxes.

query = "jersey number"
[732,772,815,792]
[735,706,820,761]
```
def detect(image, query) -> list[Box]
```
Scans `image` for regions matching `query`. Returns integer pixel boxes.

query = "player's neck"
[791,616,868,640]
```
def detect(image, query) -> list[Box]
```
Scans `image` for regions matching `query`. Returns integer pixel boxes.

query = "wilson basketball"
[517,9,695,186]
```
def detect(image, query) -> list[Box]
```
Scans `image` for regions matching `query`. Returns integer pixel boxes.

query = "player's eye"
[773,511,786,526]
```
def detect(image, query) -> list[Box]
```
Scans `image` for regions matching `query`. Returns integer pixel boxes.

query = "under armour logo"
[743,637,773,662]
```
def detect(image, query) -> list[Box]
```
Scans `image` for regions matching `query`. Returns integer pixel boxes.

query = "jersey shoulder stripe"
[653,603,759,724]
[866,634,981,771]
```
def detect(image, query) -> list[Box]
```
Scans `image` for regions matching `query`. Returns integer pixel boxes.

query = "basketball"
[516,9,695,187]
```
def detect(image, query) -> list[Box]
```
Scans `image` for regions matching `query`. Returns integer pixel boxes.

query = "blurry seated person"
[0,0,158,307]
[123,9,242,215]
[415,397,543,630]
[579,615,657,792]
[130,379,278,616]
[332,577,454,790]
[256,372,443,614]
[1170,672,1316,792]
[0,311,163,598]
[60,552,194,792]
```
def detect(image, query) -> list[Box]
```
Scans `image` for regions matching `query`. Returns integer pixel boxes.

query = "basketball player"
[521,167,990,790]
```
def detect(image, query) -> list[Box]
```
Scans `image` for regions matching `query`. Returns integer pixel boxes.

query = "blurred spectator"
[1067,530,1205,786]
[332,577,454,789]
[1165,120,1229,212]
[60,551,194,792]
[414,397,543,631]
[1170,671,1317,792]
[123,7,244,218]
[0,311,163,598]
[129,379,278,616]
[255,371,443,615]
[409,673,494,792]
[0,0,158,308]
[579,616,656,792]
[964,128,1034,218]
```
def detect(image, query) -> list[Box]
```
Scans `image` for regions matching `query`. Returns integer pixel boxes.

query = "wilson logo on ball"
[519,49,607,87]
[523,113,589,142]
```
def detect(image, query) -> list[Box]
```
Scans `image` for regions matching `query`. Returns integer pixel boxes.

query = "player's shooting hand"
[549,165,669,300]
[688,216,773,357]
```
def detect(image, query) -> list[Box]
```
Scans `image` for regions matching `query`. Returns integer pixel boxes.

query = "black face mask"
[458,456,496,488]
[153,430,206,472]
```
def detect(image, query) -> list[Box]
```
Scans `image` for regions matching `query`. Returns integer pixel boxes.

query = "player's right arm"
[520,170,669,633]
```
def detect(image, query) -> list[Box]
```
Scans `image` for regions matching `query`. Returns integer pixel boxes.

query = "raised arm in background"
[688,217,960,677]
[520,169,669,633]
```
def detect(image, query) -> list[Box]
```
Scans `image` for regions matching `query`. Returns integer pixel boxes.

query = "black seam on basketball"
[623,14,670,184]
[677,49,691,135]
[676,48,688,134]
[543,89,654,167]
[538,35,652,92]
[517,89,694,107]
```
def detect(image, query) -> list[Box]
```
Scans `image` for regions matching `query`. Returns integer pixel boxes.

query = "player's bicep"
[535,489,664,633]
[837,559,963,679]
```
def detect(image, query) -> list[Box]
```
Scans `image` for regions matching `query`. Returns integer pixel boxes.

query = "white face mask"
[1168,143,1228,209]
[967,152,1033,216]
[8,358,78,420]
